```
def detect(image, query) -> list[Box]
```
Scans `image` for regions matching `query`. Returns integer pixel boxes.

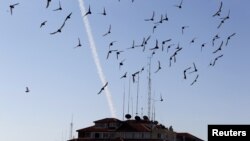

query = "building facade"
[68,116,203,141]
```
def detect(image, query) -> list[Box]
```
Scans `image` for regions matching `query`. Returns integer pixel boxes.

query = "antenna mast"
[148,57,152,120]
[69,115,73,139]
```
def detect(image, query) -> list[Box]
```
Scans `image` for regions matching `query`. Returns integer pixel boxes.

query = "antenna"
[147,57,152,120]
[69,115,73,139]
[136,73,140,116]
[122,80,126,120]
[127,76,131,115]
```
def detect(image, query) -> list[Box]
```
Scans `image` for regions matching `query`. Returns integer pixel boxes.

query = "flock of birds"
[7,1,236,99]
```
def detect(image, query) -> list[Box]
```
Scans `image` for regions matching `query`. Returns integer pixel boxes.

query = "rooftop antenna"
[122,80,126,120]
[127,76,131,115]
[69,115,73,139]
[136,72,140,116]
[147,57,152,120]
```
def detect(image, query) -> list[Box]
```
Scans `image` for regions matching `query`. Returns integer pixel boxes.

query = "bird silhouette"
[200,43,207,52]
[181,26,189,35]
[155,14,164,24]
[144,35,151,45]
[160,94,163,102]
[213,41,223,54]
[50,20,66,35]
[40,21,47,28]
[132,71,140,83]
[106,49,118,59]
[84,5,91,16]
[167,44,175,53]
[190,75,199,86]
[97,82,108,94]
[119,59,125,70]
[25,87,30,93]
[154,61,162,73]
[152,24,159,33]
[190,37,197,44]
[212,34,220,46]
[74,38,82,48]
[174,0,183,9]
[109,41,117,49]
[150,40,159,50]
[9,3,19,15]
[127,40,136,50]
[120,72,127,79]
[212,1,223,17]
[189,62,198,74]
[163,12,169,21]
[53,1,62,11]
[64,12,73,22]
[103,24,111,37]
[116,50,124,60]
[226,33,236,46]
[99,7,107,16]
[46,0,51,8]
[221,9,230,21]
[210,54,223,66]
[183,67,191,79]
[217,19,226,29]
[145,11,155,21]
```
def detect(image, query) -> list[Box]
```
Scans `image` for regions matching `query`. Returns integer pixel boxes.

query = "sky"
[0,0,250,141]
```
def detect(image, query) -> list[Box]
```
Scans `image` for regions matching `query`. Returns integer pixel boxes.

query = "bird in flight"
[74,38,82,48]
[84,5,91,16]
[50,22,65,35]
[109,41,117,49]
[53,0,62,11]
[190,37,197,44]
[212,34,220,46]
[119,59,125,70]
[120,72,127,79]
[226,33,236,46]
[127,40,136,50]
[25,87,30,93]
[181,26,189,35]
[210,54,224,66]
[190,75,199,86]
[189,62,198,74]
[106,49,118,59]
[145,11,155,21]
[150,40,159,50]
[40,21,47,28]
[183,67,191,79]
[99,7,107,16]
[97,82,108,94]
[9,3,19,15]
[212,1,223,17]
[221,9,230,21]
[154,61,162,73]
[132,71,140,83]
[63,12,73,24]
[103,24,111,37]
[116,50,124,60]
[46,0,51,8]
[174,0,183,9]
[200,43,207,52]
[213,41,223,54]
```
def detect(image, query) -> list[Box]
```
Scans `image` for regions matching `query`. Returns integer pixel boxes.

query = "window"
[95,133,100,138]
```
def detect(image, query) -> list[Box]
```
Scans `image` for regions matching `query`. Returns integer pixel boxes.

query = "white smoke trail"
[78,0,116,118]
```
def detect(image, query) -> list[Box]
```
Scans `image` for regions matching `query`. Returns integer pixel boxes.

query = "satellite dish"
[143,115,149,121]
[125,114,131,119]
[135,116,141,121]
[153,121,158,125]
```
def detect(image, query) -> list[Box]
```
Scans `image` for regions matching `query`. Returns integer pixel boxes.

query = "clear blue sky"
[0,0,249,141]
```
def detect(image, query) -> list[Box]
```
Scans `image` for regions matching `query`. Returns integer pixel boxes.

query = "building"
[68,115,203,141]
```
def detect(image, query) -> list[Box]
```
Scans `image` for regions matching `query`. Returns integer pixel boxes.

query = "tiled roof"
[116,120,151,132]
[176,132,204,141]
[94,118,121,123]
[77,125,114,132]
